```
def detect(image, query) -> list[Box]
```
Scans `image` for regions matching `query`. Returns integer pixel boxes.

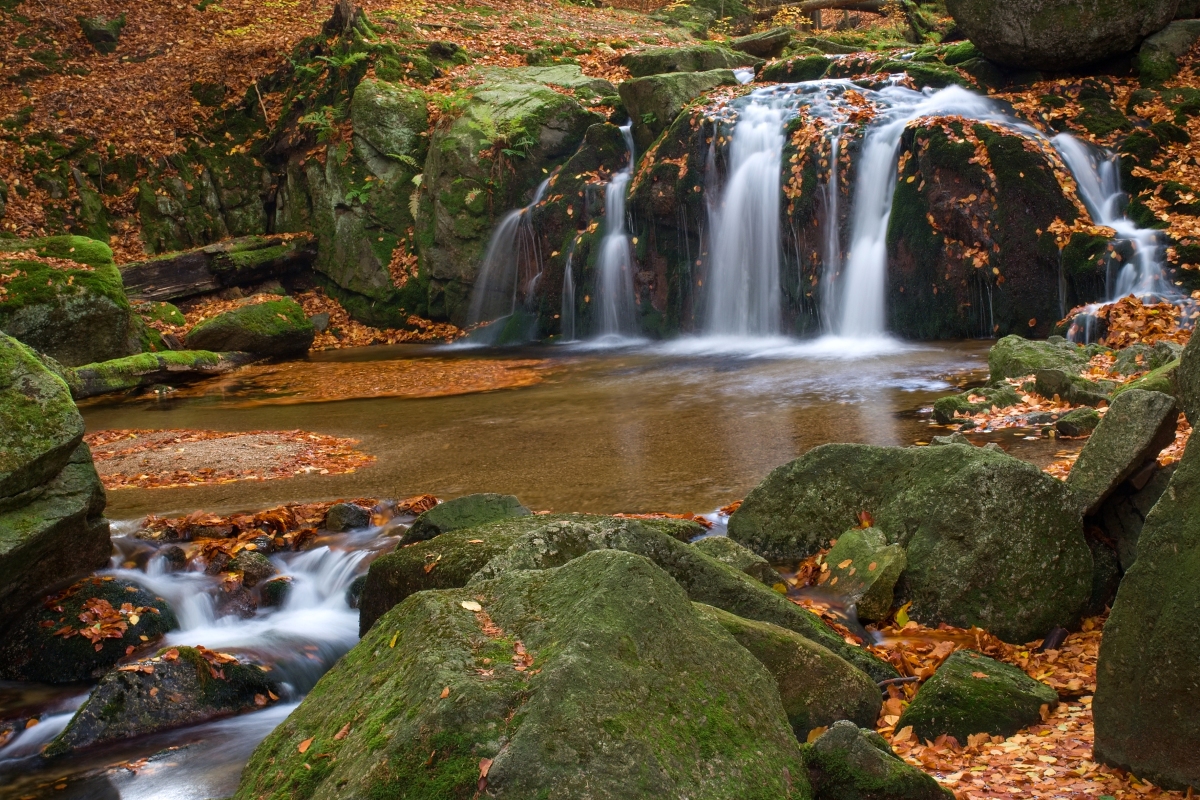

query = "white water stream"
[593,123,639,339]
[466,178,551,330]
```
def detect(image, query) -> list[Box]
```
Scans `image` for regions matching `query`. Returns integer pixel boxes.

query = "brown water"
[81,337,1069,523]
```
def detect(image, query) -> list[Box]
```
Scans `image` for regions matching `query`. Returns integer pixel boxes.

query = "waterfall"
[819,127,843,329]
[466,179,551,327]
[1052,133,1169,299]
[592,123,638,338]
[561,238,578,341]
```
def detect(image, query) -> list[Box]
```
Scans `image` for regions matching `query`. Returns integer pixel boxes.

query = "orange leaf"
[298,737,314,754]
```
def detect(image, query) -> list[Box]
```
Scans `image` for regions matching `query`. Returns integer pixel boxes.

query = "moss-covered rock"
[619,69,739,153]
[1180,327,1200,424]
[1138,20,1200,83]
[932,385,1019,424]
[695,604,880,740]
[1112,358,1180,400]
[66,350,257,399]
[0,236,145,366]
[1094,436,1200,791]
[692,535,778,584]
[620,45,760,78]
[261,575,293,607]
[236,549,811,799]
[47,645,278,755]
[802,721,954,800]
[823,527,906,622]
[227,550,276,588]
[896,650,1057,742]
[324,501,371,532]
[1033,368,1115,406]
[728,443,1091,643]
[1056,406,1101,437]
[402,492,532,544]
[988,335,1099,382]
[1066,389,1180,514]
[0,576,178,683]
[77,13,126,54]
[761,54,832,82]
[732,28,792,58]
[185,298,314,357]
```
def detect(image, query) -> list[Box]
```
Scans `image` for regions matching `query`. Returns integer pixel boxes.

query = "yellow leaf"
[128,614,140,626]
[806,726,827,743]
[838,559,852,569]
[461,600,482,612]
[895,602,912,628]
[389,633,398,648]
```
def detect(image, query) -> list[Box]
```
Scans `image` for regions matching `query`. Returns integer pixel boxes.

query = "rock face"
[1065,389,1179,514]
[235,550,810,799]
[619,69,739,152]
[1094,436,1200,791]
[695,603,881,740]
[944,0,1179,71]
[802,721,954,800]
[0,334,111,622]
[0,237,146,366]
[1180,328,1200,424]
[47,646,278,755]
[184,298,315,357]
[0,577,178,683]
[897,650,1058,742]
[620,45,759,77]
[823,527,907,622]
[728,443,1091,643]
[403,493,532,544]
[692,535,779,584]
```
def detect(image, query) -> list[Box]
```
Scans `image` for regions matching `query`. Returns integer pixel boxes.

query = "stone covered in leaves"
[184,297,315,357]
[235,550,810,799]
[47,645,277,755]
[728,443,1091,643]
[1094,436,1200,790]
[823,527,907,622]
[802,721,953,800]
[401,492,531,544]
[931,385,1019,425]
[694,603,880,741]
[896,650,1058,743]
[0,577,178,683]
[691,534,778,584]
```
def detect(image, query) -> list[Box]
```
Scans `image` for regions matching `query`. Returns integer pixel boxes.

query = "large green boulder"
[728,443,1091,643]
[619,69,739,153]
[0,577,178,683]
[695,603,880,740]
[802,721,954,800]
[65,350,257,399]
[236,550,811,799]
[1094,436,1200,791]
[731,28,792,58]
[944,0,1178,70]
[185,298,314,357]
[1180,327,1200,424]
[896,650,1058,742]
[823,527,907,622]
[620,45,759,78]
[402,492,532,544]
[47,645,278,755]
[761,54,832,82]
[931,385,1019,424]
[692,535,779,584]
[1065,389,1179,514]
[987,335,1097,382]
[0,236,145,366]
[1034,368,1115,406]
[1138,19,1200,82]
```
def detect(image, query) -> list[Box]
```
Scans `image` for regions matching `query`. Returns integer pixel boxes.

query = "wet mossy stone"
[620,44,759,78]
[78,13,126,54]
[896,650,1057,743]
[185,298,314,358]
[1094,436,1200,791]
[66,350,256,400]
[941,40,981,65]
[732,28,792,58]
[692,535,779,584]
[1179,327,1200,424]
[1138,20,1200,83]
[350,78,429,171]
[823,527,906,622]
[0,576,178,683]
[402,492,532,544]
[235,550,811,800]
[227,551,276,588]
[134,300,185,327]
[1112,358,1181,400]
[0,236,144,367]
[1055,406,1101,437]
[694,603,881,741]
[1065,389,1180,515]
[761,54,832,82]
[988,335,1098,383]
[47,645,278,756]
[944,0,1178,71]
[0,332,84,500]
[728,443,1091,643]
[879,60,969,90]
[1034,368,1115,407]
[260,575,292,607]
[803,721,954,800]
[932,385,1019,424]
[324,501,372,532]
[619,68,739,152]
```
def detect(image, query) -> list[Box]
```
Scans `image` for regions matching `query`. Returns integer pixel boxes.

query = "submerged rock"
[184,298,315,357]
[691,535,779,584]
[1094,436,1200,791]
[695,603,880,740]
[238,550,809,799]
[802,721,954,800]
[822,527,906,622]
[620,44,759,77]
[728,443,1091,643]
[0,577,178,683]
[402,492,532,544]
[47,646,277,755]
[897,650,1058,742]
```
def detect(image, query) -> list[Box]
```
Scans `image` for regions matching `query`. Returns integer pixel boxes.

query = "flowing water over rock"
[593,124,639,339]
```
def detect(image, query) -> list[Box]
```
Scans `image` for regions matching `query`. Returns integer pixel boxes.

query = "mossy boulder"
[761,54,832,82]
[1033,368,1115,406]
[731,28,792,58]
[78,13,126,54]
[1056,406,1102,437]
[235,549,811,799]
[1065,389,1180,514]
[0,577,178,683]
[944,0,1178,70]
[988,335,1098,382]
[47,646,278,755]
[695,604,880,740]
[185,298,314,357]
[823,527,906,622]
[324,501,371,532]
[728,443,1091,643]
[1179,327,1200,424]
[402,492,532,544]
[66,350,257,399]
[1112,358,1180,400]
[896,650,1058,742]
[619,69,739,153]
[1138,20,1200,83]
[932,385,1019,424]
[1094,436,1200,791]
[692,535,779,584]
[0,236,144,366]
[227,550,276,587]
[620,45,759,78]
[802,721,954,800]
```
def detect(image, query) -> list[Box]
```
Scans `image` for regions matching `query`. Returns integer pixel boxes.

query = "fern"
[316,51,370,70]
[388,153,422,170]
[464,188,481,204]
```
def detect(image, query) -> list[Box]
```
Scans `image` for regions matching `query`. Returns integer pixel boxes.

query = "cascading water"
[819,126,844,330]
[592,123,639,338]
[466,179,551,329]
[561,238,578,341]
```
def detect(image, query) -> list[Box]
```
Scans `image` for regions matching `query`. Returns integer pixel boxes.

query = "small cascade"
[466,179,551,329]
[819,126,843,329]
[1052,133,1170,299]
[592,123,639,338]
[561,238,578,341]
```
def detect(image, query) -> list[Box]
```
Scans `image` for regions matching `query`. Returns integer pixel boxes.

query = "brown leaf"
[334,722,352,741]
[298,737,314,754]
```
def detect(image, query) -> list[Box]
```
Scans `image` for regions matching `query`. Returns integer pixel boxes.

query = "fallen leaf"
[440,686,450,699]
[334,722,352,740]
[461,600,482,612]
[298,737,314,754]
